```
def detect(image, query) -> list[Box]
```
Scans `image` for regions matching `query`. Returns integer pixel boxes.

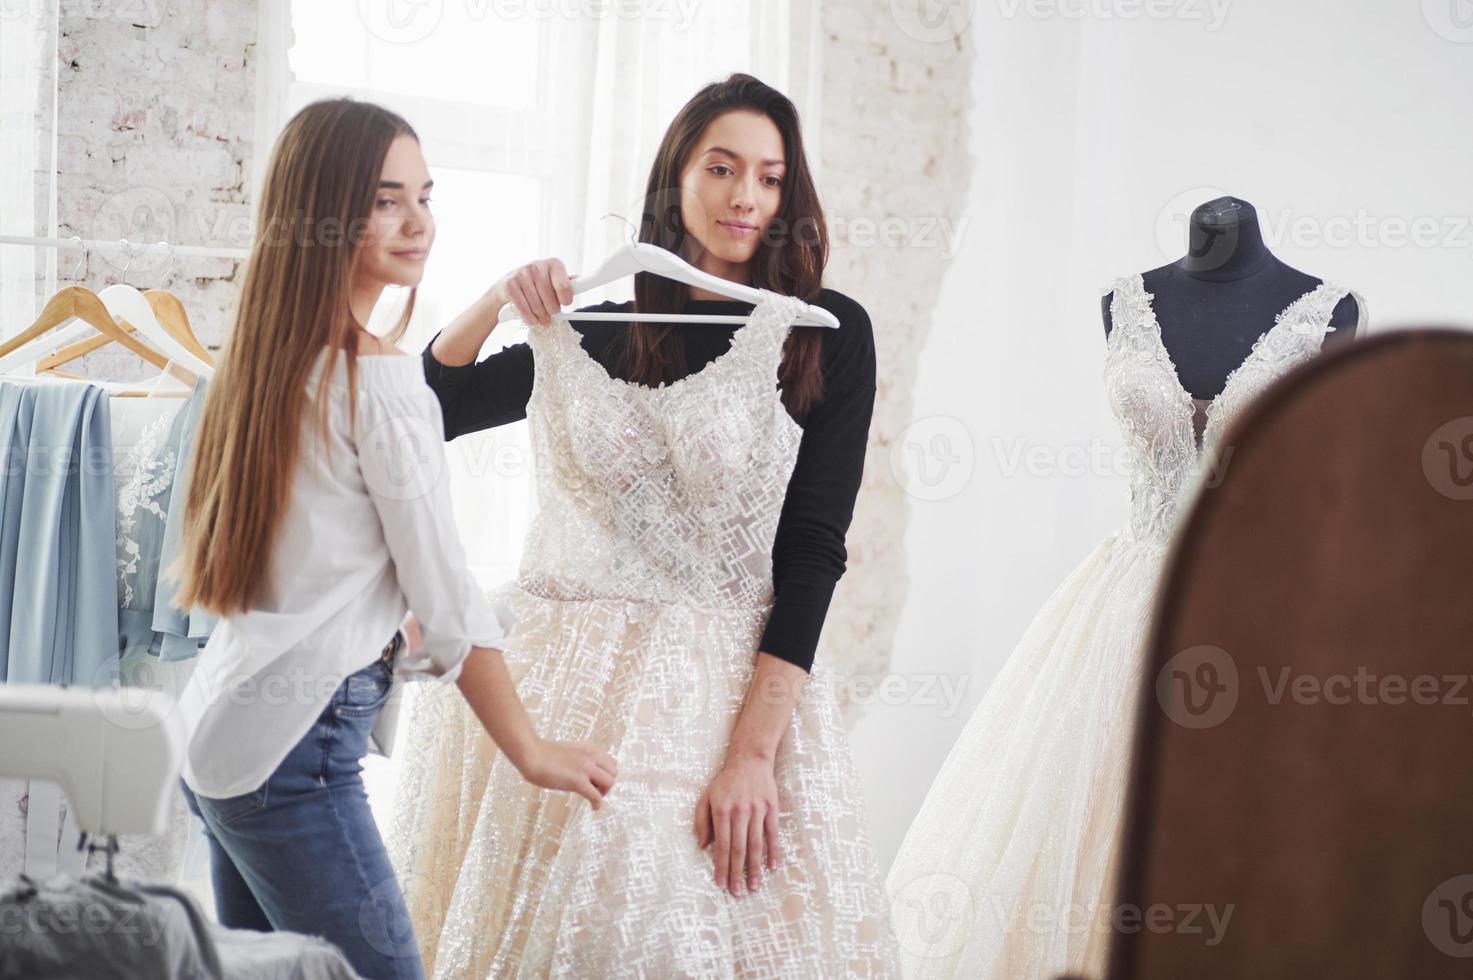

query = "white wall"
[855,0,1473,871]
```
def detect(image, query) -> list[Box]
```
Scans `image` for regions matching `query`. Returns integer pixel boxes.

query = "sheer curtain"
[0,0,58,884]
[0,0,58,336]
[569,1,825,302]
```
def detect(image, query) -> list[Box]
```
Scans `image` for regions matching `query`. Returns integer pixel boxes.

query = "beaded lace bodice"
[518,289,808,608]
[389,290,904,979]
[1104,273,1351,543]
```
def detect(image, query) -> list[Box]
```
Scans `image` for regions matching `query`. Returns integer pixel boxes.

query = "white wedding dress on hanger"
[388,290,900,978]
[885,274,1363,979]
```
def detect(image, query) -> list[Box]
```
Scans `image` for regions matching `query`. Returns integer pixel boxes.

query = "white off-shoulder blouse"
[176,347,505,799]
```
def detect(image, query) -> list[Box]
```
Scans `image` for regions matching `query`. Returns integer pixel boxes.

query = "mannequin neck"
[1180,196,1272,282]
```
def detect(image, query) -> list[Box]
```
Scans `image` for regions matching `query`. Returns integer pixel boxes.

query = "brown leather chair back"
[1109,329,1473,979]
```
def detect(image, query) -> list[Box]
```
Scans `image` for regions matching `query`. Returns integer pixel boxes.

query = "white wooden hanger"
[496,242,840,329]
[95,240,214,377]
[95,283,215,377]
[36,244,216,370]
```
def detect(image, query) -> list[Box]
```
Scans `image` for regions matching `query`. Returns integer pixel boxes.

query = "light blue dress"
[152,379,216,660]
[114,379,215,670]
[0,382,118,686]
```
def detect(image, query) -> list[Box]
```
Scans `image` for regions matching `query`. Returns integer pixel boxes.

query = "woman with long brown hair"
[389,74,901,976]
[168,98,617,980]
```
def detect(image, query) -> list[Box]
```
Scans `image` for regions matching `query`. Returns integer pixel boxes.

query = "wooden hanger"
[144,290,213,363]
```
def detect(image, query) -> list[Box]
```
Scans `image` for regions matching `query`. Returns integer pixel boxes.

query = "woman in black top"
[414,73,880,913]
[421,289,874,671]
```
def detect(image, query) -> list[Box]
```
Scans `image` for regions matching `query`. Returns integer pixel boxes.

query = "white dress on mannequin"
[885,275,1362,979]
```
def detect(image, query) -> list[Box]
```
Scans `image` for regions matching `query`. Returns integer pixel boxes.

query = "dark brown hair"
[626,73,827,414]
[171,98,418,615]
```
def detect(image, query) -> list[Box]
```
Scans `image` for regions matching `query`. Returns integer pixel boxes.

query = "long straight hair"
[626,73,828,414]
[171,99,418,616]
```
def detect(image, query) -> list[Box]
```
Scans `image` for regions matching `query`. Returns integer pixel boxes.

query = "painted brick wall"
[55,0,256,378]
[815,0,972,724]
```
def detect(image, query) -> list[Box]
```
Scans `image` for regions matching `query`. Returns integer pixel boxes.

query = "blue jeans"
[179,646,423,980]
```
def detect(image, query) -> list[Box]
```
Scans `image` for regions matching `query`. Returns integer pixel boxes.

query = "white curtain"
[0,0,58,336]
[568,1,824,301]
[0,0,69,885]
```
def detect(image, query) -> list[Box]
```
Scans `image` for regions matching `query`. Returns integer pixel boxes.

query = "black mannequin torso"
[1102,197,1360,435]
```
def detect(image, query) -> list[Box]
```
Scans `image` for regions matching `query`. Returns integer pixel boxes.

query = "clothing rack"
[0,234,250,261]
[0,246,215,875]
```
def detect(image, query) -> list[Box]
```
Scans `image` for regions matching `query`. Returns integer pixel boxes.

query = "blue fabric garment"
[178,653,424,980]
[115,395,184,667]
[0,382,118,686]
[114,379,215,671]
[153,378,215,661]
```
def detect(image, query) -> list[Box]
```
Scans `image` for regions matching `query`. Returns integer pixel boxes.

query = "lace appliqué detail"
[115,410,176,605]
[1200,284,1347,455]
[517,291,807,611]
[1103,273,1349,544]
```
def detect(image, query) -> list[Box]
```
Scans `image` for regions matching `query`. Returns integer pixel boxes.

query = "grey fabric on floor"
[0,873,363,979]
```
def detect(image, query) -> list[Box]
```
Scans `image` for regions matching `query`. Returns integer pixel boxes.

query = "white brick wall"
[815,0,972,725]
[54,0,258,379]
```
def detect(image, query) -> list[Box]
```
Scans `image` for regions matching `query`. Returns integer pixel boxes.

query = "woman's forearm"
[433,259,574,367]
[727,651,809,762]
[454,644,538,771]
[430,286,508,367]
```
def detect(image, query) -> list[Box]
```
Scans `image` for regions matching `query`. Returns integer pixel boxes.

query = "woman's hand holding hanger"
[429,257,574,368]
[497,257,575,327]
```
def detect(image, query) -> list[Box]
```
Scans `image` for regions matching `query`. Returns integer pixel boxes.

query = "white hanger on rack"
[36,243,216,372]
[95,283,214,377]
[97,241,214,377]
[496,241,840,329]
[0,300,194,395]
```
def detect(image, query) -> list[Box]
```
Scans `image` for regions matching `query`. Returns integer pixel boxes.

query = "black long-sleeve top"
[420,287,875,674]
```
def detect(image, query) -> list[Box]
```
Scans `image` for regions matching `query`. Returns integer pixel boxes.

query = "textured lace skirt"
[885,529,1166,980]
[387,583,901,979]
